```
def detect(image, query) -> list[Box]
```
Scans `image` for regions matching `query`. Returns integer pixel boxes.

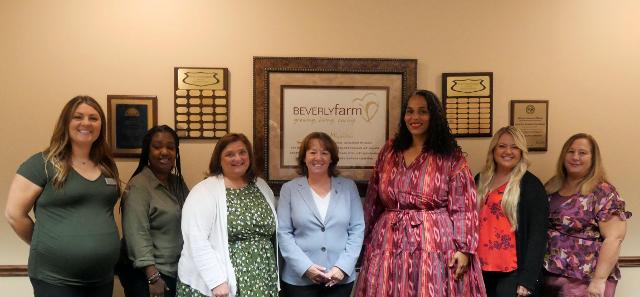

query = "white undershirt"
[311,189,331,222]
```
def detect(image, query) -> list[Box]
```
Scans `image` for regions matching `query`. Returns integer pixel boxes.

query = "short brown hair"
[296,132,340,177]
[208,133,257,182]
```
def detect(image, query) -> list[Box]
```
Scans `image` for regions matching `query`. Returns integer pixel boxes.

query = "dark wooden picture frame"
[253,57,417,195]
[107,95,158,158]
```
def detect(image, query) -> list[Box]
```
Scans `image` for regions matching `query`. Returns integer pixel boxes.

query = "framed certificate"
[253,57,417,195]
[510,100,549,151]
[107,95,158,158]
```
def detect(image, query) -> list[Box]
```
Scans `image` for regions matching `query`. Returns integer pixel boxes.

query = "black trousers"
[117,264,177,297]
[281,281,354,297]
[30,277,113,297]
[482,271,519,297]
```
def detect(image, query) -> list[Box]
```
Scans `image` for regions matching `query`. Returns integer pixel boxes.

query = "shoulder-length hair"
[477,126,530,230]
[392,90,459,155]
[545,133,607,195]
[44,95,119,192]
[296,132,340,177]
[208,133,257,182]
[130,125,188,203]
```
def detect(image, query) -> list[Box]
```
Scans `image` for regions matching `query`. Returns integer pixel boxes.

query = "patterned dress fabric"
[226,183,278,297]
[354,141,486,297]
[542,273,619,297]
[544,182,632,281]
[477,183,518,272]
[176,281,207,297]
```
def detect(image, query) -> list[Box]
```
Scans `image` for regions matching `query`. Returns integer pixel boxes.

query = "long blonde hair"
[43,96,119,192]
[545,133,607,195]
[477,126,530,230]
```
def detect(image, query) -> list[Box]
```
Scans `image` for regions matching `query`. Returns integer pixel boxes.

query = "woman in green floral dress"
[177,133,278,297]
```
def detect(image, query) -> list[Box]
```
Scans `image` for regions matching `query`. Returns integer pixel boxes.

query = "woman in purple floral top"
[543,133,631,297]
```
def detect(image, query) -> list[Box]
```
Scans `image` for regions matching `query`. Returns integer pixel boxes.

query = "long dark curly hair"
[392,89,459,156]
[130,125,188,204]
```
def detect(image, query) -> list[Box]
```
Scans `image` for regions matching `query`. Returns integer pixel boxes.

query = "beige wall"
[1,0,638,296]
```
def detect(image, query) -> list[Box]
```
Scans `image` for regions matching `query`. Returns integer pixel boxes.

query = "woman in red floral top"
[475,126,549,297]
[543,133,631,297]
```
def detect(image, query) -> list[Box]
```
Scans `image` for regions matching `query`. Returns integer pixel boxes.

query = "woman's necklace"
[72,158,92,166]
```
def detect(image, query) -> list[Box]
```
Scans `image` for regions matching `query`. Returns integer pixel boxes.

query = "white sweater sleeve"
[181,181,228,291]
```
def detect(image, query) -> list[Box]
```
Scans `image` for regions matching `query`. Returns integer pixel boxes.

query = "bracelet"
[147,271,161,284]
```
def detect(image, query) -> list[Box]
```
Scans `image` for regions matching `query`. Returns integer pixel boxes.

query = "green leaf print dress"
[226,183,278,297]
[176,182,278,297]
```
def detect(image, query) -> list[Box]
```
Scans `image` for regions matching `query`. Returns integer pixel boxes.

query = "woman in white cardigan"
[177,133,278,297]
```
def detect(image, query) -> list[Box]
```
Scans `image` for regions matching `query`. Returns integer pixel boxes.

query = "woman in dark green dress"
[177,133,278,297]
[6,96,120,297]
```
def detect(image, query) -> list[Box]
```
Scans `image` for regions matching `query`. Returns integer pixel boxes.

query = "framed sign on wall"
[442,72,493,137]
[107,95,157,158]
[253,56,417,195]
[174,67,229,139]
[510,100,549,151]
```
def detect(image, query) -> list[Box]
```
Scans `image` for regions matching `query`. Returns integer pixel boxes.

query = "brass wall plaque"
[510,100,549,151]
[442,72,493,137]
[174,67,229,139]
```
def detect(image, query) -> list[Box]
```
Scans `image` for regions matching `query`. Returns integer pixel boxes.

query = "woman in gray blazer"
[277,132,365,297]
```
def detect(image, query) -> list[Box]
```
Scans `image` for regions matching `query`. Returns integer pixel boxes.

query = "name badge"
[105,178,117,185]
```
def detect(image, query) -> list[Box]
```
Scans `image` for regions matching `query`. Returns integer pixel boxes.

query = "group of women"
[4,92,631,297]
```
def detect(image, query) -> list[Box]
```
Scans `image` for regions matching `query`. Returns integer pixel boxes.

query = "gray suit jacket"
[277,176,365,285]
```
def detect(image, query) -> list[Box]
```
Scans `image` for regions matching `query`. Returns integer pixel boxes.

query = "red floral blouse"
[478,182,518,272]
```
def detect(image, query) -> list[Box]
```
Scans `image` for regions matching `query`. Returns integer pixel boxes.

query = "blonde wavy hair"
[544,133,607,195]
[477,126,530,230]
[43,96,119,191]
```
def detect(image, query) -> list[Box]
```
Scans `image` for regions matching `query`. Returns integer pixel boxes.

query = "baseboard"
[1,256,639,277]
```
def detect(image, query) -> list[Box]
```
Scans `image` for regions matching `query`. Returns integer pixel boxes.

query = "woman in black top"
[475,126,549,297]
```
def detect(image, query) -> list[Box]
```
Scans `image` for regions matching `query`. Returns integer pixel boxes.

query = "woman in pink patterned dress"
[353,90,486,297]
[543,133,631,297]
